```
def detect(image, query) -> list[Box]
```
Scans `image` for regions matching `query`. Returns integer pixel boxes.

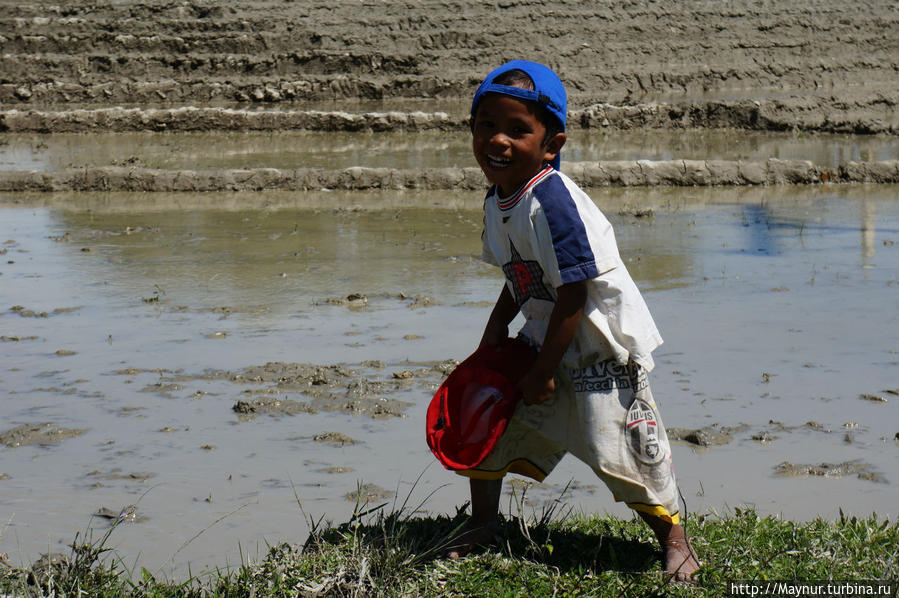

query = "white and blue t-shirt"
[481,166,663,371]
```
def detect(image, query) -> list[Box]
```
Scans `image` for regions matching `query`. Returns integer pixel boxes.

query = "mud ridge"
[2,98,896,134]
[0,107,463,133]
[2,160,897,193]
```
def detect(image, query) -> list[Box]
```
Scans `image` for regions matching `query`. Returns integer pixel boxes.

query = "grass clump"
[1,498,897,597]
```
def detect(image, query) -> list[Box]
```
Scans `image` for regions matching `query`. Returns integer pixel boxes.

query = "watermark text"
[728,581,895,597]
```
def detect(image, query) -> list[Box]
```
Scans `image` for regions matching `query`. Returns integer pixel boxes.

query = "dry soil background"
[1,0,897,128]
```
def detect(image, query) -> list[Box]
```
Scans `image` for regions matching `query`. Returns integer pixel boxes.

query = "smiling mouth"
[486,154,510,168]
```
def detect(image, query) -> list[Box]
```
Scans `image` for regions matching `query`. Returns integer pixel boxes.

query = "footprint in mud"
[774,460,887,483]
[261,478,291,489]
[395,292,435,309]
[859,393,888,404]
[8,306,80,318]
[0,423,86,448]
[85,469,156,482]
[751,431,778,444]
[9,305,48,318]
[313,432,359,447]
[345,483,394,503]
[804,420,832,433]
[317,466,354,474]
[117,406,145,417]
[139,381,184,398]
[232,397,317,420]
[93,505,144,524]
[316,293,368,310]
[667,424,748,447]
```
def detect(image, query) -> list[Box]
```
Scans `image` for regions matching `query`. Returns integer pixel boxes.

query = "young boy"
[447,60,699,581]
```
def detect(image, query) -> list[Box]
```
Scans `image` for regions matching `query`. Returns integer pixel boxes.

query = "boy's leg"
[555,362,697,579]
[638,511,701,582]
[444,478,502,559]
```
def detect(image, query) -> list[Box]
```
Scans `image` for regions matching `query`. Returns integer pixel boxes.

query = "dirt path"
[1,0,896,130]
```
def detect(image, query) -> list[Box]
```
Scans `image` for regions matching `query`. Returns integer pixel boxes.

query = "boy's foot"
[442,522,498,559]
[638,513,701,583]
[662,535,701,583]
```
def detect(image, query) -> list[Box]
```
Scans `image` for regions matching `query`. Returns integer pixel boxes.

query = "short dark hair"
[490,69,565,141]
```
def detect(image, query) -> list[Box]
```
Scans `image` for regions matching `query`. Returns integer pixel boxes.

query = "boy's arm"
[519,279,587,405]
[480,284,519,348]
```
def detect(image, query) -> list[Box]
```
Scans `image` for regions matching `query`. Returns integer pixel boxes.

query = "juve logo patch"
[625,399,664,464]
[502,240,554,305]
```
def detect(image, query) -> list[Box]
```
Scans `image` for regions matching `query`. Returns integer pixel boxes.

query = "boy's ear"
[543,132,566,163]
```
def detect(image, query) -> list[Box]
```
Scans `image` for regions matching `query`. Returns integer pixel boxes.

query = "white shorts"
[459,358,680,523]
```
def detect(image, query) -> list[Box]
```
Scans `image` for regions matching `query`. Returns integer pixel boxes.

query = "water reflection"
[42,195,700,308]
[22,185,898,308]
[741,204,777,256]
[861,200,876,262]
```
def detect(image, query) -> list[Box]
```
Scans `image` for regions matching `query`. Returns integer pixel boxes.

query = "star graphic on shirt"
[502,239,554,305]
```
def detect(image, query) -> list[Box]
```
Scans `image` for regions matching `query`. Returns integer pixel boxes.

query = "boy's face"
[471,94,566,197]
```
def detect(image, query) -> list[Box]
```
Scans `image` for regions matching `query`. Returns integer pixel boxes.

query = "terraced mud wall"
[1,0,897,191]
[3,0,897,107]
[2,100,896,135]
[2,161,897,193]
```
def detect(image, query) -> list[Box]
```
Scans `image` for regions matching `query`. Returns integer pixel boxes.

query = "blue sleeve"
[533,176,600,284]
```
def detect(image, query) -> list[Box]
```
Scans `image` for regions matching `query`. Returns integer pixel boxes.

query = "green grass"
[2,500,897,597]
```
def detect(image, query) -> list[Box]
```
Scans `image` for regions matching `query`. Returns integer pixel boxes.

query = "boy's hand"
[519,280,587,405]
[480,284,519,348]
[480,321,508,348]
[519,369,555,404]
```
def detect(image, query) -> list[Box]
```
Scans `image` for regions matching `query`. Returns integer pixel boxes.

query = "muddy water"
[1,185,898,576]
[3,129,899,172]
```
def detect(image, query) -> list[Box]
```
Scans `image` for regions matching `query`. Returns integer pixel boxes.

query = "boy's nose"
[489,132,511,148]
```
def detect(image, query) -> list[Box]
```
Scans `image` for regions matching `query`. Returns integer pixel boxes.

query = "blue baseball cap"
[470,60,568,170]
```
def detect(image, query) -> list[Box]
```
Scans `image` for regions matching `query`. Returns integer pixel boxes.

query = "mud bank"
[2,160,897,193]
[1,0,896,108]
[2,97,896,135]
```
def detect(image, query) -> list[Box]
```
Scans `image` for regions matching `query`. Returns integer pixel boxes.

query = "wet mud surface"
[1,190,897,577]
[112,360,441,422]
[193,359,453,420]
